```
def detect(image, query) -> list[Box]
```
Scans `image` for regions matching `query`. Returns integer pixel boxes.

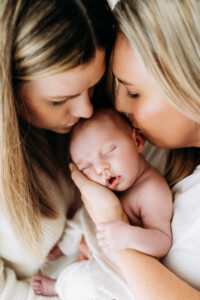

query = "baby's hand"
[96,220,131,253]
[47,245,64,260]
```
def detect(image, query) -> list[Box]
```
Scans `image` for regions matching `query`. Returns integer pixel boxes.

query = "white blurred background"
[108,0,118,9]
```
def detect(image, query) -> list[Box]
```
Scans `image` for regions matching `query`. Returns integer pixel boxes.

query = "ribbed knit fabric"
[0,165,74,300]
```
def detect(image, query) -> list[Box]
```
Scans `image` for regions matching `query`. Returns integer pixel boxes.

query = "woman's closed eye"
[127,91,139,99]
[51,99,68,106]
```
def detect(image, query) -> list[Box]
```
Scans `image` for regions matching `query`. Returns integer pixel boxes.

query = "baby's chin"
[112,184,131,192]
[105,176,131,192]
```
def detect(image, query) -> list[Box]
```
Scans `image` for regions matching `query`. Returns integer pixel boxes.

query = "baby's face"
[70,116,143,191]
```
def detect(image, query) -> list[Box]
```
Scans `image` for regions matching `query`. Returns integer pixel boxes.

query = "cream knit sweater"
[0,166,74,300]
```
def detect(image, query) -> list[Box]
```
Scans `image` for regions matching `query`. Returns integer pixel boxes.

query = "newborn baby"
[31,108,173,298]
[70,108,173,256]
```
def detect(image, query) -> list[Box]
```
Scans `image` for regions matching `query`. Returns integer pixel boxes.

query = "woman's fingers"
[69,163,127,225]
[69,163,89,193]
[70,163,112,199]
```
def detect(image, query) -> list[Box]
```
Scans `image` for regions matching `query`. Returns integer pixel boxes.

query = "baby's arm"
[97,172,173,258]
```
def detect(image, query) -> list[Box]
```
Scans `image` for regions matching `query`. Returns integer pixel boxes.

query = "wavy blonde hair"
[114,0,200,186]
[0,0,115,256]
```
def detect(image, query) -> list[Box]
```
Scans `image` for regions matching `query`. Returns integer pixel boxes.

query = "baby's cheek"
[83,169,93,180]
[116,159,130,177]
[84,170,101,185]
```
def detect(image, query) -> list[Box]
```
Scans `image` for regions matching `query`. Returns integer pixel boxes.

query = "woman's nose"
[115,84,132,114]
[73,91,94,119]
[95,162,110,175]
[81,91,94,118]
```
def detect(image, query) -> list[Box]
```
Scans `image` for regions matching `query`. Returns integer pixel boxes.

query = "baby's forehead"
[70,111,130,147]
[74,112,116,134]
[71,114,111,145]
[71,115,111,143]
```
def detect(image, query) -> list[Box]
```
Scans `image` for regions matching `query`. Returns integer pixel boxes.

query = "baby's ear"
[132,128,144,153]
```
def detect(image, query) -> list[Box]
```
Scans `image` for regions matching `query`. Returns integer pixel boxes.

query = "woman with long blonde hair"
[0,0,115,298]
[70,0,200,298]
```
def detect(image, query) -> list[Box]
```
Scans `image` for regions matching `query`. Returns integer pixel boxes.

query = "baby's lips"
[105,175,121,190]
[110,175,121,189]
[105,176,111,185]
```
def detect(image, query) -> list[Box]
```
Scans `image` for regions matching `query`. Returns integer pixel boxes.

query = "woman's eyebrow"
[116,77,135,87]
[48,94,80,100]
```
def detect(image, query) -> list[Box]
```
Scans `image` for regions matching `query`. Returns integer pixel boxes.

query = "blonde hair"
[114,0,200,185]
[0,0,115,256]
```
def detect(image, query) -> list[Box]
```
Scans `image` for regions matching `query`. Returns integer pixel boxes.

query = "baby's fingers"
[98,238,108,247]
[96,223,109,231]
[96,231,105,240]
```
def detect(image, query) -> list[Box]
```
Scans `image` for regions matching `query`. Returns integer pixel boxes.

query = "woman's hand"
[69,163,127,225]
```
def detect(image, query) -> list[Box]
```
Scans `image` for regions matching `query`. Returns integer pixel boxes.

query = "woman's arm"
[70,163,200,300]
[114,250,200,300]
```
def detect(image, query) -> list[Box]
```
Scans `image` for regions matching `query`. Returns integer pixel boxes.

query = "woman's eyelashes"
[52,99,67,106]
[127,91,139,99]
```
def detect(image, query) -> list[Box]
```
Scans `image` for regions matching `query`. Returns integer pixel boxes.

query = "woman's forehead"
[20,49,106,100]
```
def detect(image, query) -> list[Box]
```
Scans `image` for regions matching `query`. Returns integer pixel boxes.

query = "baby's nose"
[96,162,110,175]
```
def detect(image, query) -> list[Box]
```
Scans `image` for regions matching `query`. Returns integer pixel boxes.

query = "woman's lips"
[60,122,78,132]
[106,175,121,190]
[61,119,79,130]
[58,125,73,133]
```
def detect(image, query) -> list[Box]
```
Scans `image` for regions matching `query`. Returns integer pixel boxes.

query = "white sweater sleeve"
[162,165,200,290]
[58,208,83,257]
[0,258,60,300]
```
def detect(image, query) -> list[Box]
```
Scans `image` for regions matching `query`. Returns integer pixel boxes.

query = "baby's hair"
[70,108,133,144]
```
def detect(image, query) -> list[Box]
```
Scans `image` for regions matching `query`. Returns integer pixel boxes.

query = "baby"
[31,108,173,298]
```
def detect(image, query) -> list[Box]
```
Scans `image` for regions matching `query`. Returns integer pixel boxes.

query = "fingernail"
[97,224,103,230]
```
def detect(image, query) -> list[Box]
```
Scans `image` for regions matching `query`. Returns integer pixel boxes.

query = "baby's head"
[70,109,144,191]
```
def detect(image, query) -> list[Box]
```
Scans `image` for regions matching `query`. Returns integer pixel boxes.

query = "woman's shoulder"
[162,164,200,290]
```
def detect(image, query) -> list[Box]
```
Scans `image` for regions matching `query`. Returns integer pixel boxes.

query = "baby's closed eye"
[102,145,116,156]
